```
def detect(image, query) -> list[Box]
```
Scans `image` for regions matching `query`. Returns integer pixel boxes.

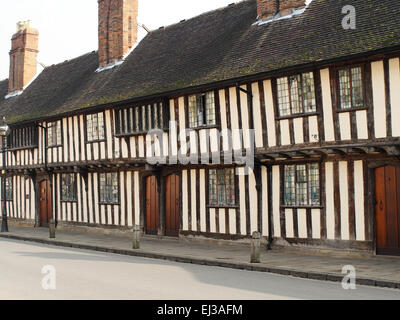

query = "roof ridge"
[152,0,250,32]
[45,50,98,70]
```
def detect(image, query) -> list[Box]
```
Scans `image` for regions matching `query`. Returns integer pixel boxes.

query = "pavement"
[1,238,400,300]
[1,224,400,290]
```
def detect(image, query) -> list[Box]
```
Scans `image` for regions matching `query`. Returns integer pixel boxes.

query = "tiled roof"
[1,0,400,124]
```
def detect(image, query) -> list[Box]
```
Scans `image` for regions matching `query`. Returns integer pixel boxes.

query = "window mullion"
[223,169,227,206]
[132,107,136,133]
[306,164,309,206]
[294,165,297,206]
[300,74,304,114]
[349,69,353,109]
[203,95,207,127]
[287,77,293,116]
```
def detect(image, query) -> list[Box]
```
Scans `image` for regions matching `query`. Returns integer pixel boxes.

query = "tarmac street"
[0,239,400,300]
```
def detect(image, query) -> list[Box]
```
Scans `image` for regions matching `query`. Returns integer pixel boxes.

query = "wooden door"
[145,176,159,235]
[165,174,180,237]
[40,180,52,227]
[375,166,400,255]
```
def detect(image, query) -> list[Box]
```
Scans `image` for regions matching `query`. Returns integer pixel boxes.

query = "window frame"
[60,173,78,203]
[187,91,218,129]
[281,162,322,209]
[47,120,63,148]
[335,64,367,113]
[275,71,319,119]
[114,101,169,137]
[207,167,238,209]
[85,112,106,143]
[98,172,120,205]
[7,125,39,151]
[5,176,13,201]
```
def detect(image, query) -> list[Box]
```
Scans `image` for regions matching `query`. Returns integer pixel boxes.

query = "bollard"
[132,225,141,249]
[250,231,261,263]
[49,219,56,239]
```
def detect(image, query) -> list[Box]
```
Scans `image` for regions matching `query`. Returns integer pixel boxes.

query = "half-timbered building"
[0,0,400,255]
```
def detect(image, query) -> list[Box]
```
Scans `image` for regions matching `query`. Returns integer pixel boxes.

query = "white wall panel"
[354,161,366,241]
[263,80,277,147]
[372,61,387,138]
[389,58,400,137]
[339,161,350,240]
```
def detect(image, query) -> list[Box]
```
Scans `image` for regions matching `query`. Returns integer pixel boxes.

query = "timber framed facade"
[1,0,400,255]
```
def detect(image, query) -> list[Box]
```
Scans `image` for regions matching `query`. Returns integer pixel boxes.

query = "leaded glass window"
[277,72,316,117]
[308,164,320,205]
[5,176,12,201]
[284,165,296,205]
[209,168,235,206]
[284,163,320,206]
[48,121,62,147]
[87,113,105,142]
[338,67,364,109]
[99,172,119,204]
[61,174,77,202]
[296,165,307,206]
[188,92,216,128]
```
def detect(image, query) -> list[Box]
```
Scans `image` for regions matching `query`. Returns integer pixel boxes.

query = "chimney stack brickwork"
[257,0,306,20]
[8,21,39,94]
[257,0,278,20]
[279,0,306,16]
[98,0,138,68]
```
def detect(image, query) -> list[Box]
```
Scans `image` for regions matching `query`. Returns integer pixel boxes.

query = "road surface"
[0,238,399,300]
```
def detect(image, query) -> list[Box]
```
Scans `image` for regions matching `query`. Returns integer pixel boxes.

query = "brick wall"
[98,0,138,68]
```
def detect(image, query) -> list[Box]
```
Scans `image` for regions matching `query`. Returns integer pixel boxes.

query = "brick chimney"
[257,0,306,20]
[257,0,278,20]
[98,0,138,69]
[8,21,39,94]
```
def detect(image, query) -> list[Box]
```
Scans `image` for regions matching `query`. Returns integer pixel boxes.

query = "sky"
[0,0,312,80]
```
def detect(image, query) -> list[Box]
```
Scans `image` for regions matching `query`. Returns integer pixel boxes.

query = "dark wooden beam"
[347,147,367,154]
[382,146,400,156]
[331,148,347,155]
[277,153,292,159]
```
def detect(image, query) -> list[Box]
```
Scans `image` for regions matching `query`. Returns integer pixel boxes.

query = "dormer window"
[188,92,216,128]
[276,72,316,117]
